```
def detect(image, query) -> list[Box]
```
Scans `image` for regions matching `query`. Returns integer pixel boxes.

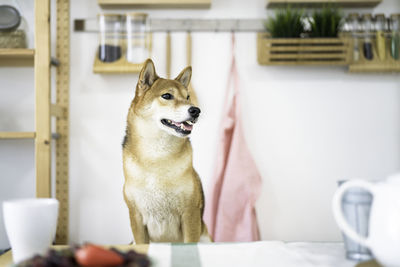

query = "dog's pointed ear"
[137,59,158,95]
[175,66,192,88]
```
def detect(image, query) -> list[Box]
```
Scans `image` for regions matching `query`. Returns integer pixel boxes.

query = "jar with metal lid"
[361,13,374,60]
[374,14,387,60]
[126,13,150,64]
[347,13,361,62]
[390,14,400,60]
[98,14,123,63]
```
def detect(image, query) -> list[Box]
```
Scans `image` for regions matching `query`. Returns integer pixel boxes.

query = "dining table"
[0,241,380,267]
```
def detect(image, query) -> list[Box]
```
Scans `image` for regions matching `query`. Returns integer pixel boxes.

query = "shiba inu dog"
[122,59,211,243]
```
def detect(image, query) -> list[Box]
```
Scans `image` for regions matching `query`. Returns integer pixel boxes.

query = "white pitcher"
[332,177,400,267]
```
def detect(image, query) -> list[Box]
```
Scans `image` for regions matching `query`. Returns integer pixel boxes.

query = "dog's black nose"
[188,106,201,118]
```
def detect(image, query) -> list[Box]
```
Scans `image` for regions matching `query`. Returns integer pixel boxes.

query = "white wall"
[1,0,400,249]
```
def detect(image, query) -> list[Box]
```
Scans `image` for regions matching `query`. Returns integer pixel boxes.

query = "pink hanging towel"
[204,34,262,242]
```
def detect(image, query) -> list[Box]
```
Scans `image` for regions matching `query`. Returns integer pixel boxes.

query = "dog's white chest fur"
[124,158,193,242]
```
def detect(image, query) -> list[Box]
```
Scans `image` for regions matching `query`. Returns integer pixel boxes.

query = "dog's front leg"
[181,210,202,243]
[128,206,149,244]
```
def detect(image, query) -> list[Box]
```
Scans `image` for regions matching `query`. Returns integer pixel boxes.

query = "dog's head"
[132,59,200,138]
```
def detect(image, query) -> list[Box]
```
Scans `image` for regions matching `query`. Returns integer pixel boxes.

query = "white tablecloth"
[148,241,356,267]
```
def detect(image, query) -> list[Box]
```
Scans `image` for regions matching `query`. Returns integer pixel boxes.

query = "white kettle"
[333,176,400,267]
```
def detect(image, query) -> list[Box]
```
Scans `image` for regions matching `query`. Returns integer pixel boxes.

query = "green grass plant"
[265,6,305,38]
[308,6,343,38]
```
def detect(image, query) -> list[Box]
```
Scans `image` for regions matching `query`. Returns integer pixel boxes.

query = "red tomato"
[75,244,124,267]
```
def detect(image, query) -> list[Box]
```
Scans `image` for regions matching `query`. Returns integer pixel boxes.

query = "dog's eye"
[161,93,173,100]
[187,95,190,100]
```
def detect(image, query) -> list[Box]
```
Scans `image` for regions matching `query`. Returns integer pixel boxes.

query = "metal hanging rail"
[74,18,265,33]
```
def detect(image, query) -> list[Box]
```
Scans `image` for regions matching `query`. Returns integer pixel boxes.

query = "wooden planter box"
[257,33,350,66]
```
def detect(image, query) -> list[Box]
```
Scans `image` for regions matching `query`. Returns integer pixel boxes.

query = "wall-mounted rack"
[74,18,265,33]
[98,0,211,9]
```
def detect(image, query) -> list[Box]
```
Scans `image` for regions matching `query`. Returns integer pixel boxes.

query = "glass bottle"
[347,13,361,62]
[98,14,123,63]
[390,14,400,60]
[361,13,374,60]
[374,14,387,61]
[126,13,149,64]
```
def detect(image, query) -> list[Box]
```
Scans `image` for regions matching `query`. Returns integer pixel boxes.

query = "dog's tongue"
[172,121,193,131]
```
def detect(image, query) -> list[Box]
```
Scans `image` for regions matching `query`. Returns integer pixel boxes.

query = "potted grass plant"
[264,6,305,38]
[308,6,343,38]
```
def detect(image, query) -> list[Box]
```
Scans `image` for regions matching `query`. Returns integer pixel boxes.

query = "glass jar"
[361,14,374,60]
[98,14,123,63]
[126,13,150,64]
[347,13,361,62]
[390,14,400,60]
[374,14,387,60]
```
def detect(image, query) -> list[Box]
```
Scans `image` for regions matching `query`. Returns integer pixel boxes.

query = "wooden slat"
[349,64,400,72]
[266,39,347,45]
[269,53,347,59]
[55,0,70,245]
[263,60,348,65]
[98,0,211,8]
[35,0,52,198]
[93,56,142,73]
[266,0,382,8]
[268,46,348,52]
[166,31,171,78]
[0,132,36,139]
[0,49,34,57]
[0,49,34,66]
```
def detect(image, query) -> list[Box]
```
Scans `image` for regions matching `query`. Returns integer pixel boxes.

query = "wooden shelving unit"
[98,0,211,8]
[266,0,382,8]
[0,0,70,244]
[0,132,36,139]
[0,49,34,66]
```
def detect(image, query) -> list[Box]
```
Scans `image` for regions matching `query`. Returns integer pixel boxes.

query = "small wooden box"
[257,33,350,66]
[348,35,400,73]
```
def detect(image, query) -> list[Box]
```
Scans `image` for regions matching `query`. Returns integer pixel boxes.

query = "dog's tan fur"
[122,59,210,243]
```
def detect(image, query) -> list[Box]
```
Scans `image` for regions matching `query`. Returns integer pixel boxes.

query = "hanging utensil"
[186,31,199,106]
[166,31,171,78]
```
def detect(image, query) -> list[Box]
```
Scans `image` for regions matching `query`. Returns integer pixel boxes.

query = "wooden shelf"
[0,49,35,66]
[93,55,143,74]
[266,0,382,8]
[0,132,36,139]
[98,0,211,9]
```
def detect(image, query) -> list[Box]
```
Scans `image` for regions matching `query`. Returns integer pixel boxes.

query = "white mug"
[333,178,400,267]
[3,198,59,263]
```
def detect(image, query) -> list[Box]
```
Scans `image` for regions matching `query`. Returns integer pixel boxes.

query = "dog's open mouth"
[161,119,196,135]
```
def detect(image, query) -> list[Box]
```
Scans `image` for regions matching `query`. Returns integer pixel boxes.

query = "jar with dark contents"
[390,14,400,60]
[374,14,387,60]
[98,14,123,63]
[361,14,374,60]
